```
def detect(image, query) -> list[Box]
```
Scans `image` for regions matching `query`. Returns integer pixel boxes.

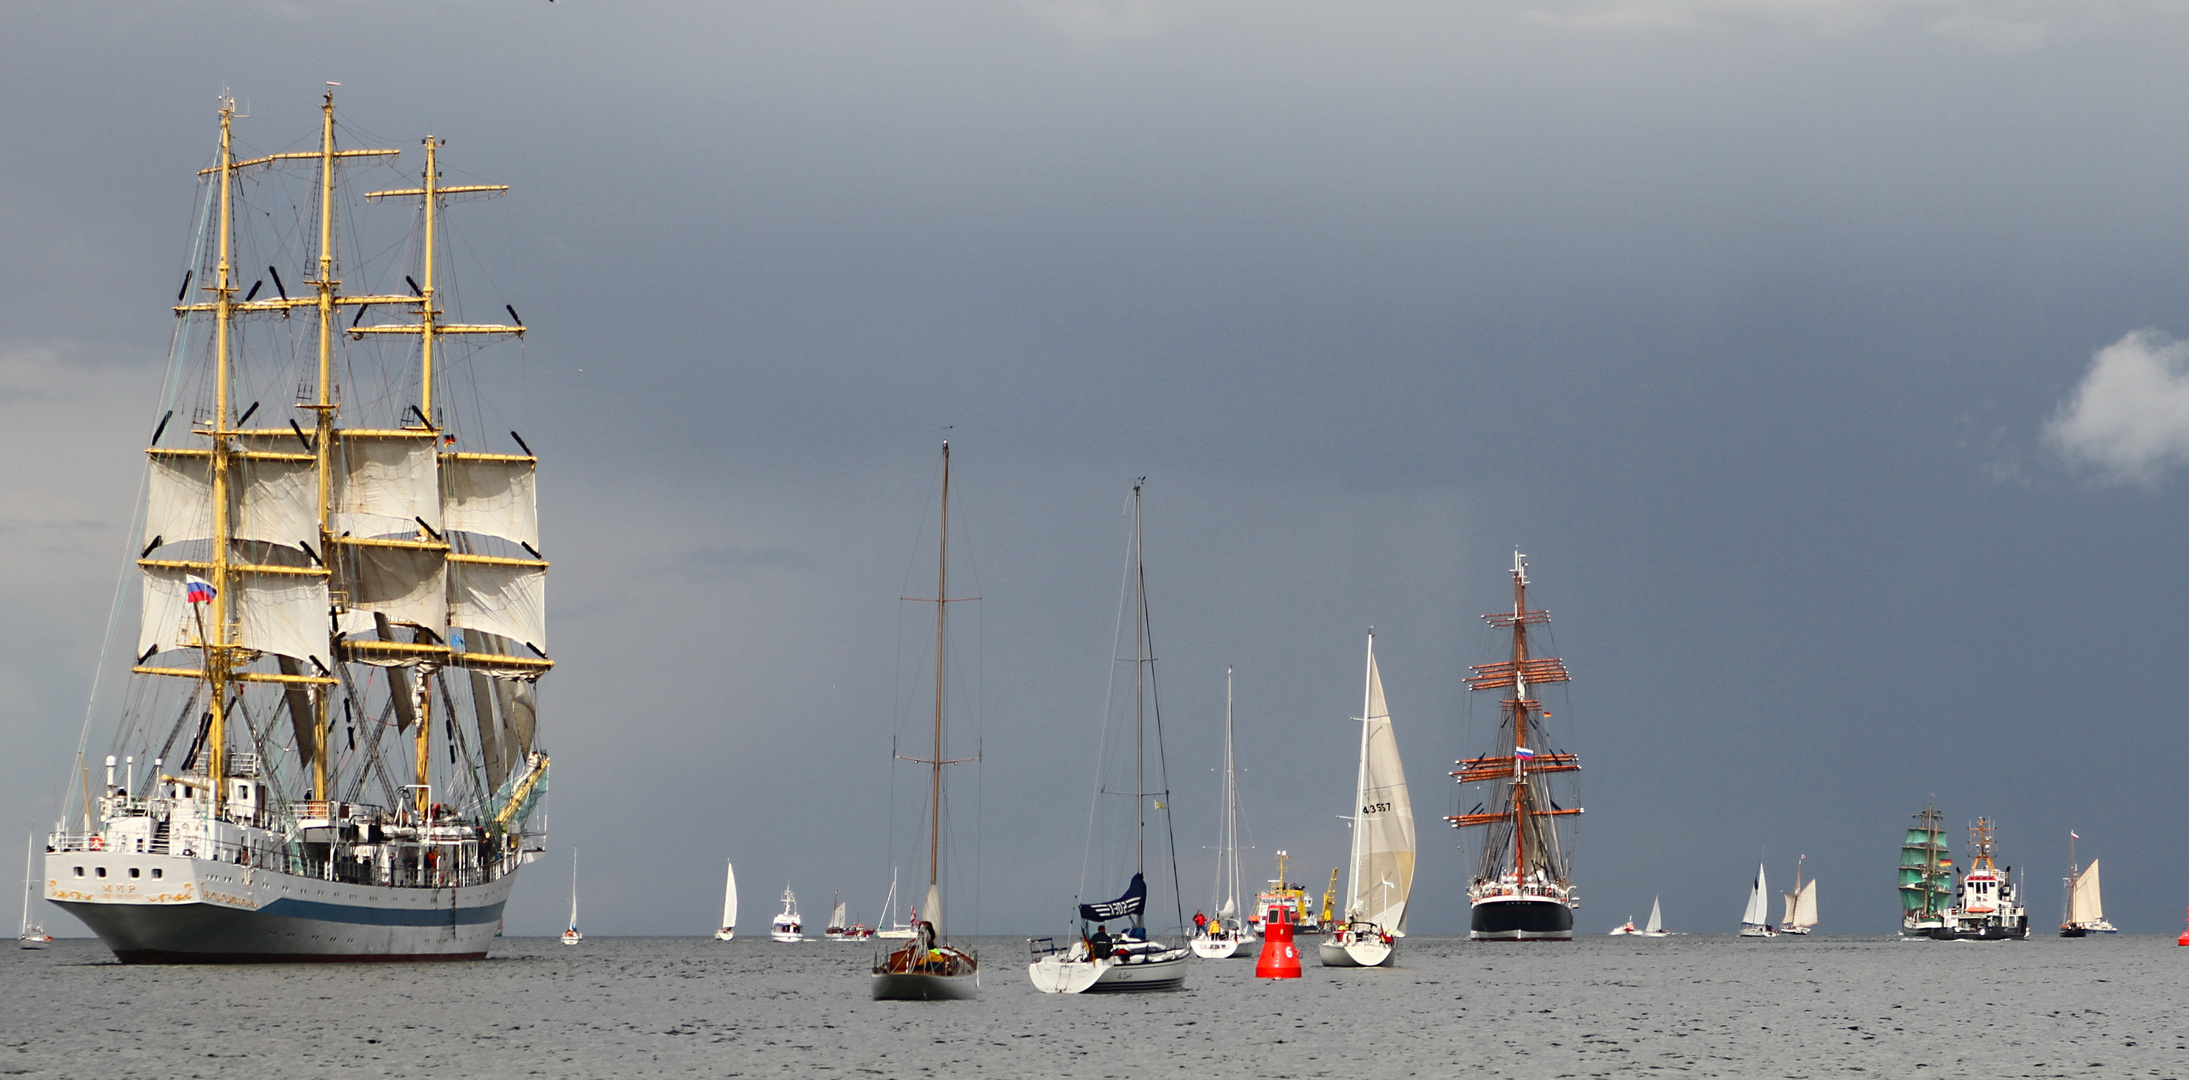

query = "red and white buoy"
[1255,909,1301,979]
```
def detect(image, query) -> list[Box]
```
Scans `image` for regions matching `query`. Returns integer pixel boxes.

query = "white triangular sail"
[722,861,738,929]
[1645,896,1662,934]
[1743,864,1770,926]
[1792,880,1818,929]
[2069,859,2102,925]
[923,883,943,939]
[1344,636,1415,934]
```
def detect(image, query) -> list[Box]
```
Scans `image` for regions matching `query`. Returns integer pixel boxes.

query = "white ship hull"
[1028,950,1189,993]
[1317,936,1394,967]
[46,850,513,963]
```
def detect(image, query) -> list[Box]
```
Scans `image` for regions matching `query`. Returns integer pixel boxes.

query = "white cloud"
[2044,328,2189,486]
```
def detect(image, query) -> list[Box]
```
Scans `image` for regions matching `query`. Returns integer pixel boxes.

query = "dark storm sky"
[7,2,2189,936]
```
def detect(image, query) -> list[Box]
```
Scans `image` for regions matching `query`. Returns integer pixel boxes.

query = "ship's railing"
[53,828,526,890]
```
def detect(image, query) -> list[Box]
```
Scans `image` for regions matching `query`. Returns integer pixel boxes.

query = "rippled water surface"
[4,933,2183,1078]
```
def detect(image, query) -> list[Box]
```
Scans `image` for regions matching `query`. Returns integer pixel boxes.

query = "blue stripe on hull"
[257,897,504,926]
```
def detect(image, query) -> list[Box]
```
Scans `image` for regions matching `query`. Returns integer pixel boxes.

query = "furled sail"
[1346,641,1415,934]
[333,435,441,539]
[2069,859,2102,925]
[1743,864,1771,926]
[442,455,538,549]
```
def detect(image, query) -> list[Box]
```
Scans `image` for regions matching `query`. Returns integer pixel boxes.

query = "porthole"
[151,869,163,879]
[95,867,107,878]
[72,867,83,877]
[129,867,141,878]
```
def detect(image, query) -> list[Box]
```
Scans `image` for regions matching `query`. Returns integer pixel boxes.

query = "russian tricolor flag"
[1515,745,1535,760]
[184,576,217,605]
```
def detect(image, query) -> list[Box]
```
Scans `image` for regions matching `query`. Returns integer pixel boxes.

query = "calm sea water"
[3,933,2181,1078]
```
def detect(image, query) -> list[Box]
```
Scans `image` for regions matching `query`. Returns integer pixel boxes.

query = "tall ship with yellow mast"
[43,90,552,962]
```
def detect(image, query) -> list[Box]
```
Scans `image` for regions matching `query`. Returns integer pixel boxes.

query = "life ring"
[87,836,103,852]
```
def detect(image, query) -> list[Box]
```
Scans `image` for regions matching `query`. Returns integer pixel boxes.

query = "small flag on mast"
[184,576,217,605]
[2070,830,2079,840]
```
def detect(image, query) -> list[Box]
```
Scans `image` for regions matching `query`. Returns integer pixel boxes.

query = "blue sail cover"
[1079,873,1147,922]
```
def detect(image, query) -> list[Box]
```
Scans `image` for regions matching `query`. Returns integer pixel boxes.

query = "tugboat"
[1928,818,2026,941]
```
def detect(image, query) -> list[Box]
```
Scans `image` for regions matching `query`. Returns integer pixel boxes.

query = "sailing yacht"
[1028,481,1191,994]
[1191,669,1257,960]
[1778,855,1818,935]
[714,860,737,941]
[1452,552,1584,940]
[561,852,582,945]
[874,870,914,940]
[2060,833,2115,936]
[1739,863,1776,937]
[1320,633,1415,968]
[870,443,979,1000]
[826,891,873,940]
[1640,897,1668,937]
[18,837,51,949]
[48,92,553,963]
[771,887,804,942]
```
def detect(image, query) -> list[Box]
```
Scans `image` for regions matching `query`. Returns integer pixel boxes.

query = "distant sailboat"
[18,837,50,949]
[715,861,737,941]
[1640,896,1668,937]
[1192,668,1257,959]
[874,869,914,940]
[1320,632,1415,968]
[826,891,873,940]
[772,886,804,942]
[561,851,583,945]
[1739,863,1775,937]
[2060,832,2115,936]
[1779,856,1817,935]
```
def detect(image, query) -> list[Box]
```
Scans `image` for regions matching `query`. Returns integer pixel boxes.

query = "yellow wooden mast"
[205,96,238,816]
[361,138,521,819]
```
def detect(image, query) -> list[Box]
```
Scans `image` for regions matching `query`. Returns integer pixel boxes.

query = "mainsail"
[2068,859,2102,926]
[1742,864,1771,927]
[1344,636,1415,934]
[723,861,739,930]
[1644,897,1663,934]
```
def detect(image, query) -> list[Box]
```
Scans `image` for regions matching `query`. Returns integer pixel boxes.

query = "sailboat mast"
[203,96,241,815]
[1132,482,1147,882]
[307,86,340,803]
[930,443,949,892]
[1509,559,1529,887]
[1346,633,1375,919]
[1223,667,1237,919]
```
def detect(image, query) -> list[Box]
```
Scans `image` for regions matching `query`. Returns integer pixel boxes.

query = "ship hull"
[1470,897,1574,940]
[871,971,977,1000]
[1927,924,2028,941]
[47,851,512,963]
